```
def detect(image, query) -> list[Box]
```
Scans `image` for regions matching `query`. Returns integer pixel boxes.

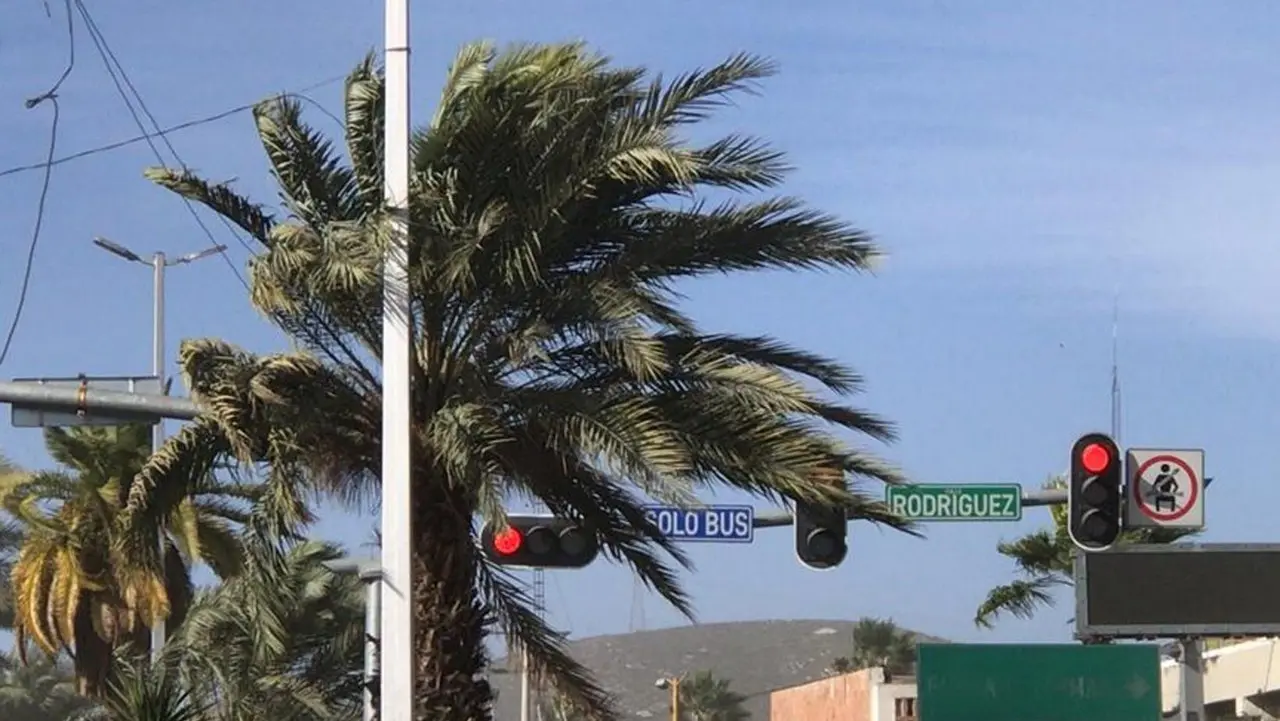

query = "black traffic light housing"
[795,500,848,570]
[1068,432,1123,552]
[480,515,599,568]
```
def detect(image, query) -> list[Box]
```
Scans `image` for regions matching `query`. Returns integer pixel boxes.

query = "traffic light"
[479,515,599,568]
[795,500,847,570]
[1068,432,1123,551]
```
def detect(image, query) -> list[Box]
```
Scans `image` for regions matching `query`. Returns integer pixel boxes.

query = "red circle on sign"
[1133,454,1199,521]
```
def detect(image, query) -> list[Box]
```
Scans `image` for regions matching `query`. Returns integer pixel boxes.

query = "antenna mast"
[1111,290,1122,445]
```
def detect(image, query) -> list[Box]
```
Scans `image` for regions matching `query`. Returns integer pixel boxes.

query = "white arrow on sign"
[1126,675,1151,699]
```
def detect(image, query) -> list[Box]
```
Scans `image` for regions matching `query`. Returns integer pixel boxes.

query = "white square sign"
[1124,448,1205,530]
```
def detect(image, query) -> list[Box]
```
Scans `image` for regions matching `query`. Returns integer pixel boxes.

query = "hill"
[489,619,943,720]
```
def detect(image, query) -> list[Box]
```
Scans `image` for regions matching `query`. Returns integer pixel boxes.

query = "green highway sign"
[885,484,1022,522]
[918,643,1161,721]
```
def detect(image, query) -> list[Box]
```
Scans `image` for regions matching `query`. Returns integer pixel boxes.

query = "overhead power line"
[0,0,77,369]
[1,1,346,369]
[74,0,251,284]
[0,76,343,183]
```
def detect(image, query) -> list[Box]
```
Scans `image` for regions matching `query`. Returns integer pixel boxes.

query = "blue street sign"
[642,505,755,543]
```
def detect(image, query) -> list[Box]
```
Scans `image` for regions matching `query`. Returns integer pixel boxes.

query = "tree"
[0,520,17,631]
[129,43,915,720]
[96,655,207,721]
[829,617,915,675]
[1,425,255,697]
[674,671,750,721]
[163,536,367,721]
[1,453,22,629]
[538,691,588,721]
[0,647,99,721]
[850,617,915,672]
[974,476,1196,628]
[83,536,366,721]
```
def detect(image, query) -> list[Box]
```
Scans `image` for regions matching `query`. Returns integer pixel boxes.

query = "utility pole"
[380,0,414,718]
[91,236,224,660]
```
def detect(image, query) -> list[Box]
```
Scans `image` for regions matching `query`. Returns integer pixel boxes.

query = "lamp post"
[655,673,686,721]
[91,236,226,660]
[324,556,382,721]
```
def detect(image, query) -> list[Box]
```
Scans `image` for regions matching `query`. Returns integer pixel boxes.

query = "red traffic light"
[493,527,523,556]
[1080,442,1112,474]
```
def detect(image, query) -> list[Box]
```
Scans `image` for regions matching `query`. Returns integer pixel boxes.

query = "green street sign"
[885,484,1022,522]
[918,644,1161,721]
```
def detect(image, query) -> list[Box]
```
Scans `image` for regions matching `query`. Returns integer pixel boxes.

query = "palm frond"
[143,43,913,719]
[973,575,1069,629]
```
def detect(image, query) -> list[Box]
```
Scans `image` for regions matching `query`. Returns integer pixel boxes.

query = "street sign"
[10,375,163,428]
[642,505,754,543]
[1076,543,1280,637]
[885,484,1022,522]
[917,643,1160,721]
[1125,448,1205,529]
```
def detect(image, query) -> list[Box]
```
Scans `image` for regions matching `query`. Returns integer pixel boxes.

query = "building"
[770,667,917,721]
[770,640,1280,721]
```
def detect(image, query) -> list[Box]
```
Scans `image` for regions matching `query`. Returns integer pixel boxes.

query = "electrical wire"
[0,0,76,369]
[72,1,349,289]
[73,0,251,283]
[1,2,347,368]
[0,77,343,182]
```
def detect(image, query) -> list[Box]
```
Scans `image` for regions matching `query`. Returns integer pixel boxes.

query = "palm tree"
[675,671,749,721]
[974,476,1196,628]
[1,452,22,629]
[96,655,207,721]
[0,519,18,631]
[829,617,915,675]
[849,617,916,672]
[128,43,915,720]
[166,536,366,721]
[1,425,256,697]
[538,691,588,721]
[0,647,99,721]
[82,535,366,721]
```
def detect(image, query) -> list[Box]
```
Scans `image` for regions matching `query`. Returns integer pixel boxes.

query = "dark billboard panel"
[1076,544,1280,637]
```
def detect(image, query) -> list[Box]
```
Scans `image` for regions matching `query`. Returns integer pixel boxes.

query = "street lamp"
[324,556,382,721]
[91,236,226,660]
[655,673,686,721]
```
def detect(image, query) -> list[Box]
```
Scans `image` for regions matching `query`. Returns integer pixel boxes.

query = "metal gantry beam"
[1,380,1072,528]
[0,380,199,421]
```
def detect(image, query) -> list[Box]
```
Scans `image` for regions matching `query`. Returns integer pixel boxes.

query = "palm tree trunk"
[411,484,493,720]
[71,600,113,698]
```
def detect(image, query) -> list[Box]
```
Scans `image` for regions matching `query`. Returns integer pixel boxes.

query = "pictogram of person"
[1150,463,1181,512]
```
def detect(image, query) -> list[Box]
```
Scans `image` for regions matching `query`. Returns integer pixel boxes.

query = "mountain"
[489,619,944,720]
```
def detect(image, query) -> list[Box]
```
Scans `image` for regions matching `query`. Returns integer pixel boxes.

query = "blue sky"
[2,0,1279,651]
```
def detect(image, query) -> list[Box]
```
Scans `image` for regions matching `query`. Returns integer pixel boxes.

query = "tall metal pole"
[364,571,383,721]
[90,237,224,661]
[1178,639,1206,721]
[519,645,531,721]
[150,252,167,662]
[380,0,414,718]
